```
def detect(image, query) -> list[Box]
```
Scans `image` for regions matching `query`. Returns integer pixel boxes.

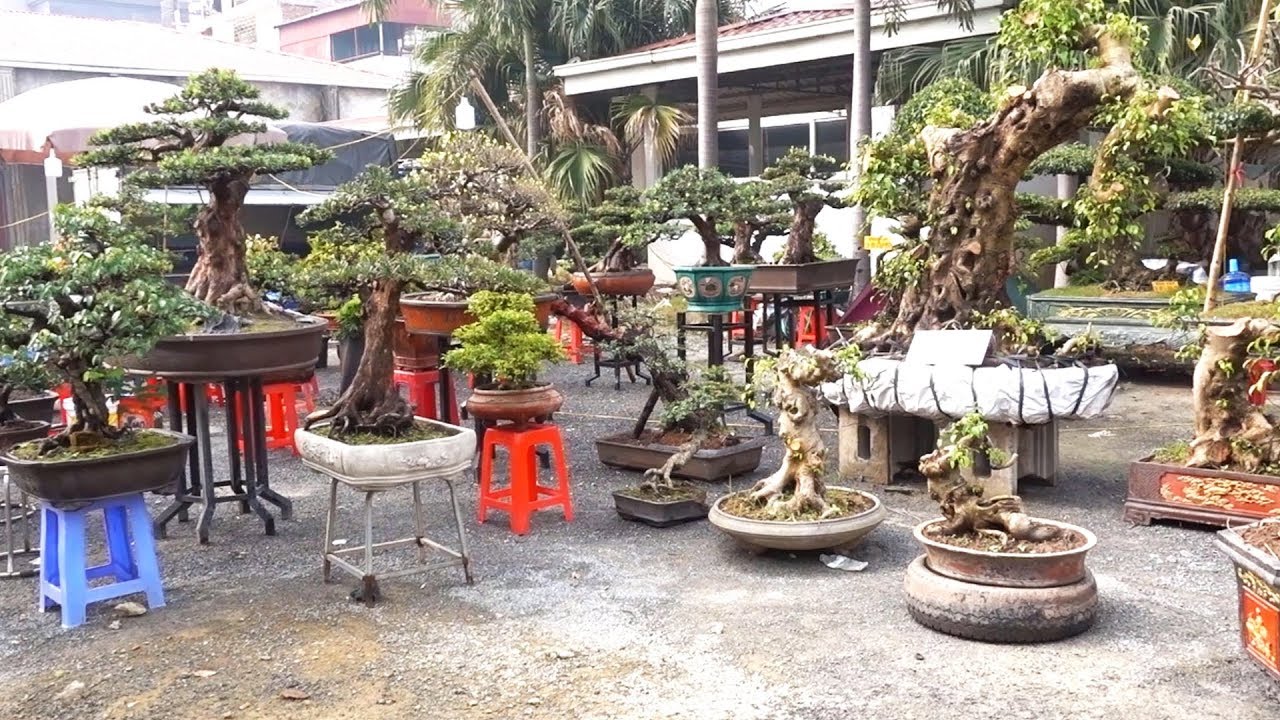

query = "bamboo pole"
[466,76,605,309]
[1203,0,1277,312]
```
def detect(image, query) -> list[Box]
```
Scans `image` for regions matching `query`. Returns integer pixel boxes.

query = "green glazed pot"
[674,265,754,313]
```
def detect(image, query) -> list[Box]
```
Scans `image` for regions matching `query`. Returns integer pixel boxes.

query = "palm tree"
[695,0,718,169]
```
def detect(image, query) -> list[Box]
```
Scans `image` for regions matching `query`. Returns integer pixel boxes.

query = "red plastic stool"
[177,383,225,412]
[794,306,825,347]
[116,396,160,429]
[254,382,303,454]
[731,296,760,339]
[553,316,590,364]
[477,423,573,535]
[394,368,461,424]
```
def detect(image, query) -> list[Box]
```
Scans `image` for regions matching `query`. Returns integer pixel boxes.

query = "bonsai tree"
[640,365,741,490]
[0,327,54,432]
[645,166,747,267]
[415,255,553,301]
[78,69,331,316]
[571,186,680,274]
[0,203,206,453]
[298,166,455,436]
[723,179,791,265]
[761,148,849,265]
[442,292,564,388]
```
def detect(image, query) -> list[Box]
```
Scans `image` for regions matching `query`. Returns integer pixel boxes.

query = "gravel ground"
[1,354,1278,720]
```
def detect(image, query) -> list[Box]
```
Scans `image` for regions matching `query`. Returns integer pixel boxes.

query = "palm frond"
[612,94,693,169]
[545,141,618,205]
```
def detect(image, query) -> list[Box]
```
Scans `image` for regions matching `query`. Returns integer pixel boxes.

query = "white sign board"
[905,330,993,367]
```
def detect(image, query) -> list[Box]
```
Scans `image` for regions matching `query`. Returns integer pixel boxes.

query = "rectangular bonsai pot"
[748,259,859,294]
[612,489,708,528]
[1216,525,1280,682]
[1126,457,1280,528]
[595,434,767,482]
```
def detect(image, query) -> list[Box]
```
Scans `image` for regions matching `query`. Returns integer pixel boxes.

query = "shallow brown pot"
[748,258,859,293]
[393,318,439,370]
[400,293,559,336]
[914,518,1096,589]
[571,269,655,297]
[0,420,51,452]
[465,384,563,428]
[117,318,327,380]
[612,488,708,527]
[594,433,766,482]
[3,429,195,504]
[9,390,59,425]
[315,311,340,332]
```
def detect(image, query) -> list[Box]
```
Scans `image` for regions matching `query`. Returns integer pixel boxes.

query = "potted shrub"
[1216,519,1280,682]
[0,344,56,449]
[568,186,675,297]
[442,292,566,428]
[905,410,1098,642]
[751,148,857,292]
[400,255,557,336]
[0,204,201,503]
[79,68,332,378]
[708,345,885,552]
[292,166,474,485]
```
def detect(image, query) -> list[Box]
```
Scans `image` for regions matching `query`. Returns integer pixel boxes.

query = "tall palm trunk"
[850,0,873,292]
[695,0,717,169]
[524,28,540,158]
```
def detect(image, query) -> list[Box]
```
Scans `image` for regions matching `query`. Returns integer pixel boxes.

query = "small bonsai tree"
[641,365,741,490]
[298,166,454,436]
[0,327,54,431]
[443,292,564,390]
[78,69,331,316]
[917,411,1058,544]
[761,148,849,265]
[0,203,206,453]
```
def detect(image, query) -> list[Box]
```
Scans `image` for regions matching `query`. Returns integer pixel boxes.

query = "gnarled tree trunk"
[783,199,822,264]
[39,370,120,455]
[883,29,1140,341]
[186,176,260,315]
[1188,318,1280,470]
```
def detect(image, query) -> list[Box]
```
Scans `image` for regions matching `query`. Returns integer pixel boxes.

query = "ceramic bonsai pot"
[1216,523,1280,682]
[674,266,754,313]
[1126,456,1280,527]
[0,420,51,452]
[748,258,859,294]
[612,487,709,528]
[2,428,194,503]
[571,269,656,297]
[465,384,563,428]
[296,418,476,489]
[118,318,327,380]
[594,433,767,482]
[914,518,1097,588]
[393,318,439,370]
[708,487,885,552]
[9,390,58,425]
[401,293,559,336]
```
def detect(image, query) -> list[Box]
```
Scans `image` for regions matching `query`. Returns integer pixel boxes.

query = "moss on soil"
[720,487,872,522]
[1152,440,1191,464]
[326,422,456,446]
[615,484,704,502]
[924,522,1086,554]
[1202,300,1280,320]
[10,429,177,461]
[1038,284,1163,299]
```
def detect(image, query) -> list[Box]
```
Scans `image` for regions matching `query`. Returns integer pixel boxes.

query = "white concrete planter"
[708,487,886,553]
[295,418,475,490]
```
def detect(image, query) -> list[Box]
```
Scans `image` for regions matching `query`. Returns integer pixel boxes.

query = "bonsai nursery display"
[905,411,1098,643]
[1217,519,1280,682]
[78,68,331,378]
[708,346,885,553]
[0,204,201,503]
[443,292,566,428]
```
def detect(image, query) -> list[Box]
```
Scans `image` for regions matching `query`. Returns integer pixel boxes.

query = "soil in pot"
[922,521,1087,554]
[720,487,872,522]
[613,483,709,527]
[1242,522,1280,556]
[634,429,741,450]
[615,483,705,502]
[9,429,178,462]
[324,421,459,446]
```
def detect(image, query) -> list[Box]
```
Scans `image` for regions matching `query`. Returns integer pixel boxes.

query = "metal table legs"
[0,469,37,579]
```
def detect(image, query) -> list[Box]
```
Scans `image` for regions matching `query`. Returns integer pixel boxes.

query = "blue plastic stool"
[38,493,165,628]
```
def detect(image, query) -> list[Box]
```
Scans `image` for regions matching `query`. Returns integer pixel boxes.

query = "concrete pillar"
[1053,173,1078,288]
[747,95,763,177]
[630,85,664,189]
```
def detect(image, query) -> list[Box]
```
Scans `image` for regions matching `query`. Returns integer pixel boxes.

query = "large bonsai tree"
[299,166,454,436]
[572,186,680,273]
[645,166,747,267]
[78,69,331,316]
[723,179,791,265]
[761,148,848,265]
[0,203,205,452]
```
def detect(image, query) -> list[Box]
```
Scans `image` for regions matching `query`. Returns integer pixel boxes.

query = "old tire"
[903,556,1097,643]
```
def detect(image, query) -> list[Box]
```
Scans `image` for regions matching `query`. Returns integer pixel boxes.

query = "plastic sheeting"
[820,358,1120,425]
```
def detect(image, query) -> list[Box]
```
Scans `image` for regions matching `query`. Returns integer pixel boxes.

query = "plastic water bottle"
[1223,258,1252,293]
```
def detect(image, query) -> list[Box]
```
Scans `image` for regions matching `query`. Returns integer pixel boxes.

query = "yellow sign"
[863,235,895,251]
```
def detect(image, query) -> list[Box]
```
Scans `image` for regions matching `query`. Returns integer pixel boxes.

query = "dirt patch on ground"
[924,522,1086,554]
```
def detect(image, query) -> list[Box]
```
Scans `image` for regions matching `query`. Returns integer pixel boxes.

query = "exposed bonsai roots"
[642,428,706,490]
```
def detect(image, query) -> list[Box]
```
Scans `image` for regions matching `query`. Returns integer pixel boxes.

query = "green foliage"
[971,306,1057,355]
[443,292,564,388]
[611,94,690,170]
[874,242,927,295]
[1166,188,1280,213]
[1207,100,1280,138]
[1027,143,1094,177]
[245,235,294,296]
[996,0,1138,74]
[572,186,680,266]
[769,232,839,263]
[890,77,993,140]
[939,410,1009,470]
[761,148,849,212]
[658,365,738,432]
[334,296,364,342]
[1016,192,1075,226]
[646,166,744,229]
[417,255,551,297]
[544,141,617,206]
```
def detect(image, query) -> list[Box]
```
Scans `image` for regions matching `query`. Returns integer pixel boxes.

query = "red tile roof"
[631,9,857,52]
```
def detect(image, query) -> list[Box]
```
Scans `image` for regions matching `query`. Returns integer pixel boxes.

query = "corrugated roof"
[0,10,398,89]
[631,9,858,52]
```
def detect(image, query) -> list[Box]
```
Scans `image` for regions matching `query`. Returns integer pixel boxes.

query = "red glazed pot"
[570,269,655,297]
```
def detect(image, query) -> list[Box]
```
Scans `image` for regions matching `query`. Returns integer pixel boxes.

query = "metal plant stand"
[0,468,37,579]
[675,309,773,434]
[585,295,650,391]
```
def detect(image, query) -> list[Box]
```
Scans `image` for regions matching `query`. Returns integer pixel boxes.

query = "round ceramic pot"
[400,293,560,336]
[295,418,476,489]
[0,420,51,452]
[3,428,194,504]
[118,318,327,380]
[914,518,1097,588]
[571,269,656,297]
[708,487,886,552]
[674,265,754,313]
[465,384,563,428]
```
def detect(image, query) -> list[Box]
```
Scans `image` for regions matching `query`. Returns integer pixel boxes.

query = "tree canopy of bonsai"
[443,292,564,391]
[572,186,680,273]
[761,148,848,265]
[0,203,208,453]
[918,411,1058,542]
[0,322,54,430]
[744,345,859,518]
[298,166,454,437]
[416,254,553,301]
[722,179,791,265]
[78,69,331,316]
[646,166,748,267]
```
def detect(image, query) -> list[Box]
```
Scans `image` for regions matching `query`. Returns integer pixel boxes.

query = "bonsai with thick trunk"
[78,69,330,316]
[725,180,790,264]
[0,203,205,453]
[572,186,679,273]
[646,166,749,267]
[761,148,848,264]
[299,167,454,436]
[1184,319,1280,471]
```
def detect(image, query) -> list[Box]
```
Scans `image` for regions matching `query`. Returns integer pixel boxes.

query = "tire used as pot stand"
[708,488,885,554]
[903,518,1099,643]
[612,486,709,527]
[1215,521,1280,681]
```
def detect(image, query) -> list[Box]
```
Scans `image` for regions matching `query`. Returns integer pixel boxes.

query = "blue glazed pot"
[674,265,754,313]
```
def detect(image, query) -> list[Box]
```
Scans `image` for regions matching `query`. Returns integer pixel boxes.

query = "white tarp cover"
[821,358,1120,425]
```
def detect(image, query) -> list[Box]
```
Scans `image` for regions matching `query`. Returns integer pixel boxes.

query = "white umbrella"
[0,76,286,163]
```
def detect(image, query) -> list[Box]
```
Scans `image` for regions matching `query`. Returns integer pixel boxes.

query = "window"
[815,119,848,162]
[330,24,384,62]
[764,124,809,166]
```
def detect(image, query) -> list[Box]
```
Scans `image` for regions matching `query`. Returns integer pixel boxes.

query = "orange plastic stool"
[731,296,760,339]
[251,382,307,454]
[177,383,225,412]
[477,424,573,535]
[553,316,590,364]
[794,306,825,347]
[393,368,461,424]
[116,396,161,429]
